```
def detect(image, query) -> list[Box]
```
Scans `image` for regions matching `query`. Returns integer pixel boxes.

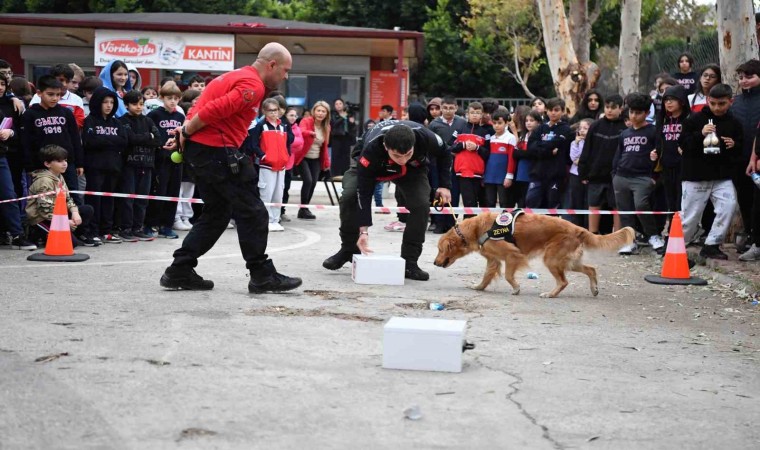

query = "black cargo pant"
[170,141,276,278]
[338,165,431,264]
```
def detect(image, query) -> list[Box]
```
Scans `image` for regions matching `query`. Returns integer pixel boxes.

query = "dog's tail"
[581,226,636,251]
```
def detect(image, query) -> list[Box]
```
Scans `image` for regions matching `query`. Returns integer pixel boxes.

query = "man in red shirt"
[160,42,302,294]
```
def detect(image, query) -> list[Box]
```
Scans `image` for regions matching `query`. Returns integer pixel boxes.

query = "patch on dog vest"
[479,209,523,245]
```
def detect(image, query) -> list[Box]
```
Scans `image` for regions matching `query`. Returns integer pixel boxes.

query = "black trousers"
[484,183,509,209]
[733,165,754,233]
[330,136,353,178]
[170,141,275,277]
[85,169,119,236]
[31,204,93,244]
[146,156,182,228]
[458,177,481,218]
[299,158,321,205]
[338,166,430,263]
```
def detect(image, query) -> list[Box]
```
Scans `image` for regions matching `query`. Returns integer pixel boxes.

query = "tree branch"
[512,35,536,98]
[589,0,604,24]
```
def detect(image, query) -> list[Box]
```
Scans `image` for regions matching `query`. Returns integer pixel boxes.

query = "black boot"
[297,208,316,220]
[322,249,359,270]
[248,272,303,294]
[699,244,728,260]
[160,266,214,290]
[405,262,430,281]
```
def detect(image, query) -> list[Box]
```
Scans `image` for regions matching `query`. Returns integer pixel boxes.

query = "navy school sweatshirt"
[612,124,658,178]
[148,107,185,162]
[82,87,128,173]
[21,103,83,171]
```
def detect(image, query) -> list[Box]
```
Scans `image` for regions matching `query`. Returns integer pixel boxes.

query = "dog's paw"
[469,284,486,291]
[539,292,556,298]
[511,287,520,295]
[591,286,599,297]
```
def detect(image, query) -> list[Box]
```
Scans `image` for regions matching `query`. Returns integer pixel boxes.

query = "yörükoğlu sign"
[94,30,235,71]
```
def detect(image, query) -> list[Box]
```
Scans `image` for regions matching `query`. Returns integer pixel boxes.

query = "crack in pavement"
[478,359,565,450]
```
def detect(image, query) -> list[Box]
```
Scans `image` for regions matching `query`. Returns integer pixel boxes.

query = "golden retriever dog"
[433,212,635,298]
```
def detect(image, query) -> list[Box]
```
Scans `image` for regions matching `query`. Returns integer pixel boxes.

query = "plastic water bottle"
[752,172,760,190]
[527,272,539,279]
[429,302,445,311]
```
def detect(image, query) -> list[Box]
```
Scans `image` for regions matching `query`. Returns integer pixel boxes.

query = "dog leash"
[433,198,468,247]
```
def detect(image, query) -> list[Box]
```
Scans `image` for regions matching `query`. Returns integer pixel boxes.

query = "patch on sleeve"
[243,90,256,102]
[359,156,370,167]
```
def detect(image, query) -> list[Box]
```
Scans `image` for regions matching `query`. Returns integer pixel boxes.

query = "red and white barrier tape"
[0,191,56,204]
[0,189,675,215]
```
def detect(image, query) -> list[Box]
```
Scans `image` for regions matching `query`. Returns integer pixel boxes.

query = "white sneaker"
[618,242,638,255]
[227,220,235,229]
[648,234,665,250]
[268,222,285,232]
[391,222,406,232]
[181,218,193,229]
[173,218,191,231]
[739,244,760,261]
[384,221,400,231]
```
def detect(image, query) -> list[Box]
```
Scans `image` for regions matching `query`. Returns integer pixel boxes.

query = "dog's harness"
[477,209,524,247]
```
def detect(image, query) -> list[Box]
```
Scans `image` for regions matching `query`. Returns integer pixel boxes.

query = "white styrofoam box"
[352,254,405,285]
[382,317,468,373]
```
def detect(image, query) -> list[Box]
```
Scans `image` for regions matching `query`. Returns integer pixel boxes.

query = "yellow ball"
[170,151,183,164]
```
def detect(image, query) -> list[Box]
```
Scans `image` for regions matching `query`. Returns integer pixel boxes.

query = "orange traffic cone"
[28,189,89,262]
[644,212,705,285]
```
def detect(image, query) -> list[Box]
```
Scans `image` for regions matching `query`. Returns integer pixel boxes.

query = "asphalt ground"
[1,183,758,449]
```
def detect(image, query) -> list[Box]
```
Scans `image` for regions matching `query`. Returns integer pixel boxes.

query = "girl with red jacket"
[294,101,330,219]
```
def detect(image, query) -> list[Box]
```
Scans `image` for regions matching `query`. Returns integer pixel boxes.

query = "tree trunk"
[618,0,642,95]
[537,0,580,115]
[717,1,759,92]
[569,0,590,64]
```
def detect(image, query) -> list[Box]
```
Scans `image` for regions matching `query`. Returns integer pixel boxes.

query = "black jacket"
[612,124,658,178]
[118,113,160,168]
[729,85,760,161]
[577,116,627,182]
[356,120,450,227]
[679,107,743,181]
[330,113,357,142]
[82,87,128,172]
[518,120,574,181]
[428,115,469,146]
[21,104,83,171]
[0,96,22,157]
[655,85,690,168]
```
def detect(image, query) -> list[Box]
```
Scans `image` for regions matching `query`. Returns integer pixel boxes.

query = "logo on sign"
[99,39,157,57]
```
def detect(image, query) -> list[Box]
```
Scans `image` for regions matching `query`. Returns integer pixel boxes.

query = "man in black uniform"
[322,121,452,280]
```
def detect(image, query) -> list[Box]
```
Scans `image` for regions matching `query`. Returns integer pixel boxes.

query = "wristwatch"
[181,126,192,139]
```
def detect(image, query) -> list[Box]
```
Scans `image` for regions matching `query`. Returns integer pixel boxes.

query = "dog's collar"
[453,223,468,247]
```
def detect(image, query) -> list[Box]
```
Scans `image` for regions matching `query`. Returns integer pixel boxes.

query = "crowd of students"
[0,58,209,249]
[2,53,760,264]
[411,55,760,262]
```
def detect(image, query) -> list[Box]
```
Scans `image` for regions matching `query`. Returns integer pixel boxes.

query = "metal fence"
[455,97,533,111]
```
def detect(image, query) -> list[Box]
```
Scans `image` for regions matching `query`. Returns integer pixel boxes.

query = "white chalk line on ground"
[0,226,321,270]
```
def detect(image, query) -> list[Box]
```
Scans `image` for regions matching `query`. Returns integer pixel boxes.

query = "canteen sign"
[95,30,235,71]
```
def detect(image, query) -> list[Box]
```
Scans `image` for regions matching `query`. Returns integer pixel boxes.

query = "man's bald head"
[254,42,293,89]
[257,42,292,65]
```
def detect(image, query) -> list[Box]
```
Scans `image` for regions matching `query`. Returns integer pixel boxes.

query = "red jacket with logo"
[188,66,264,148]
